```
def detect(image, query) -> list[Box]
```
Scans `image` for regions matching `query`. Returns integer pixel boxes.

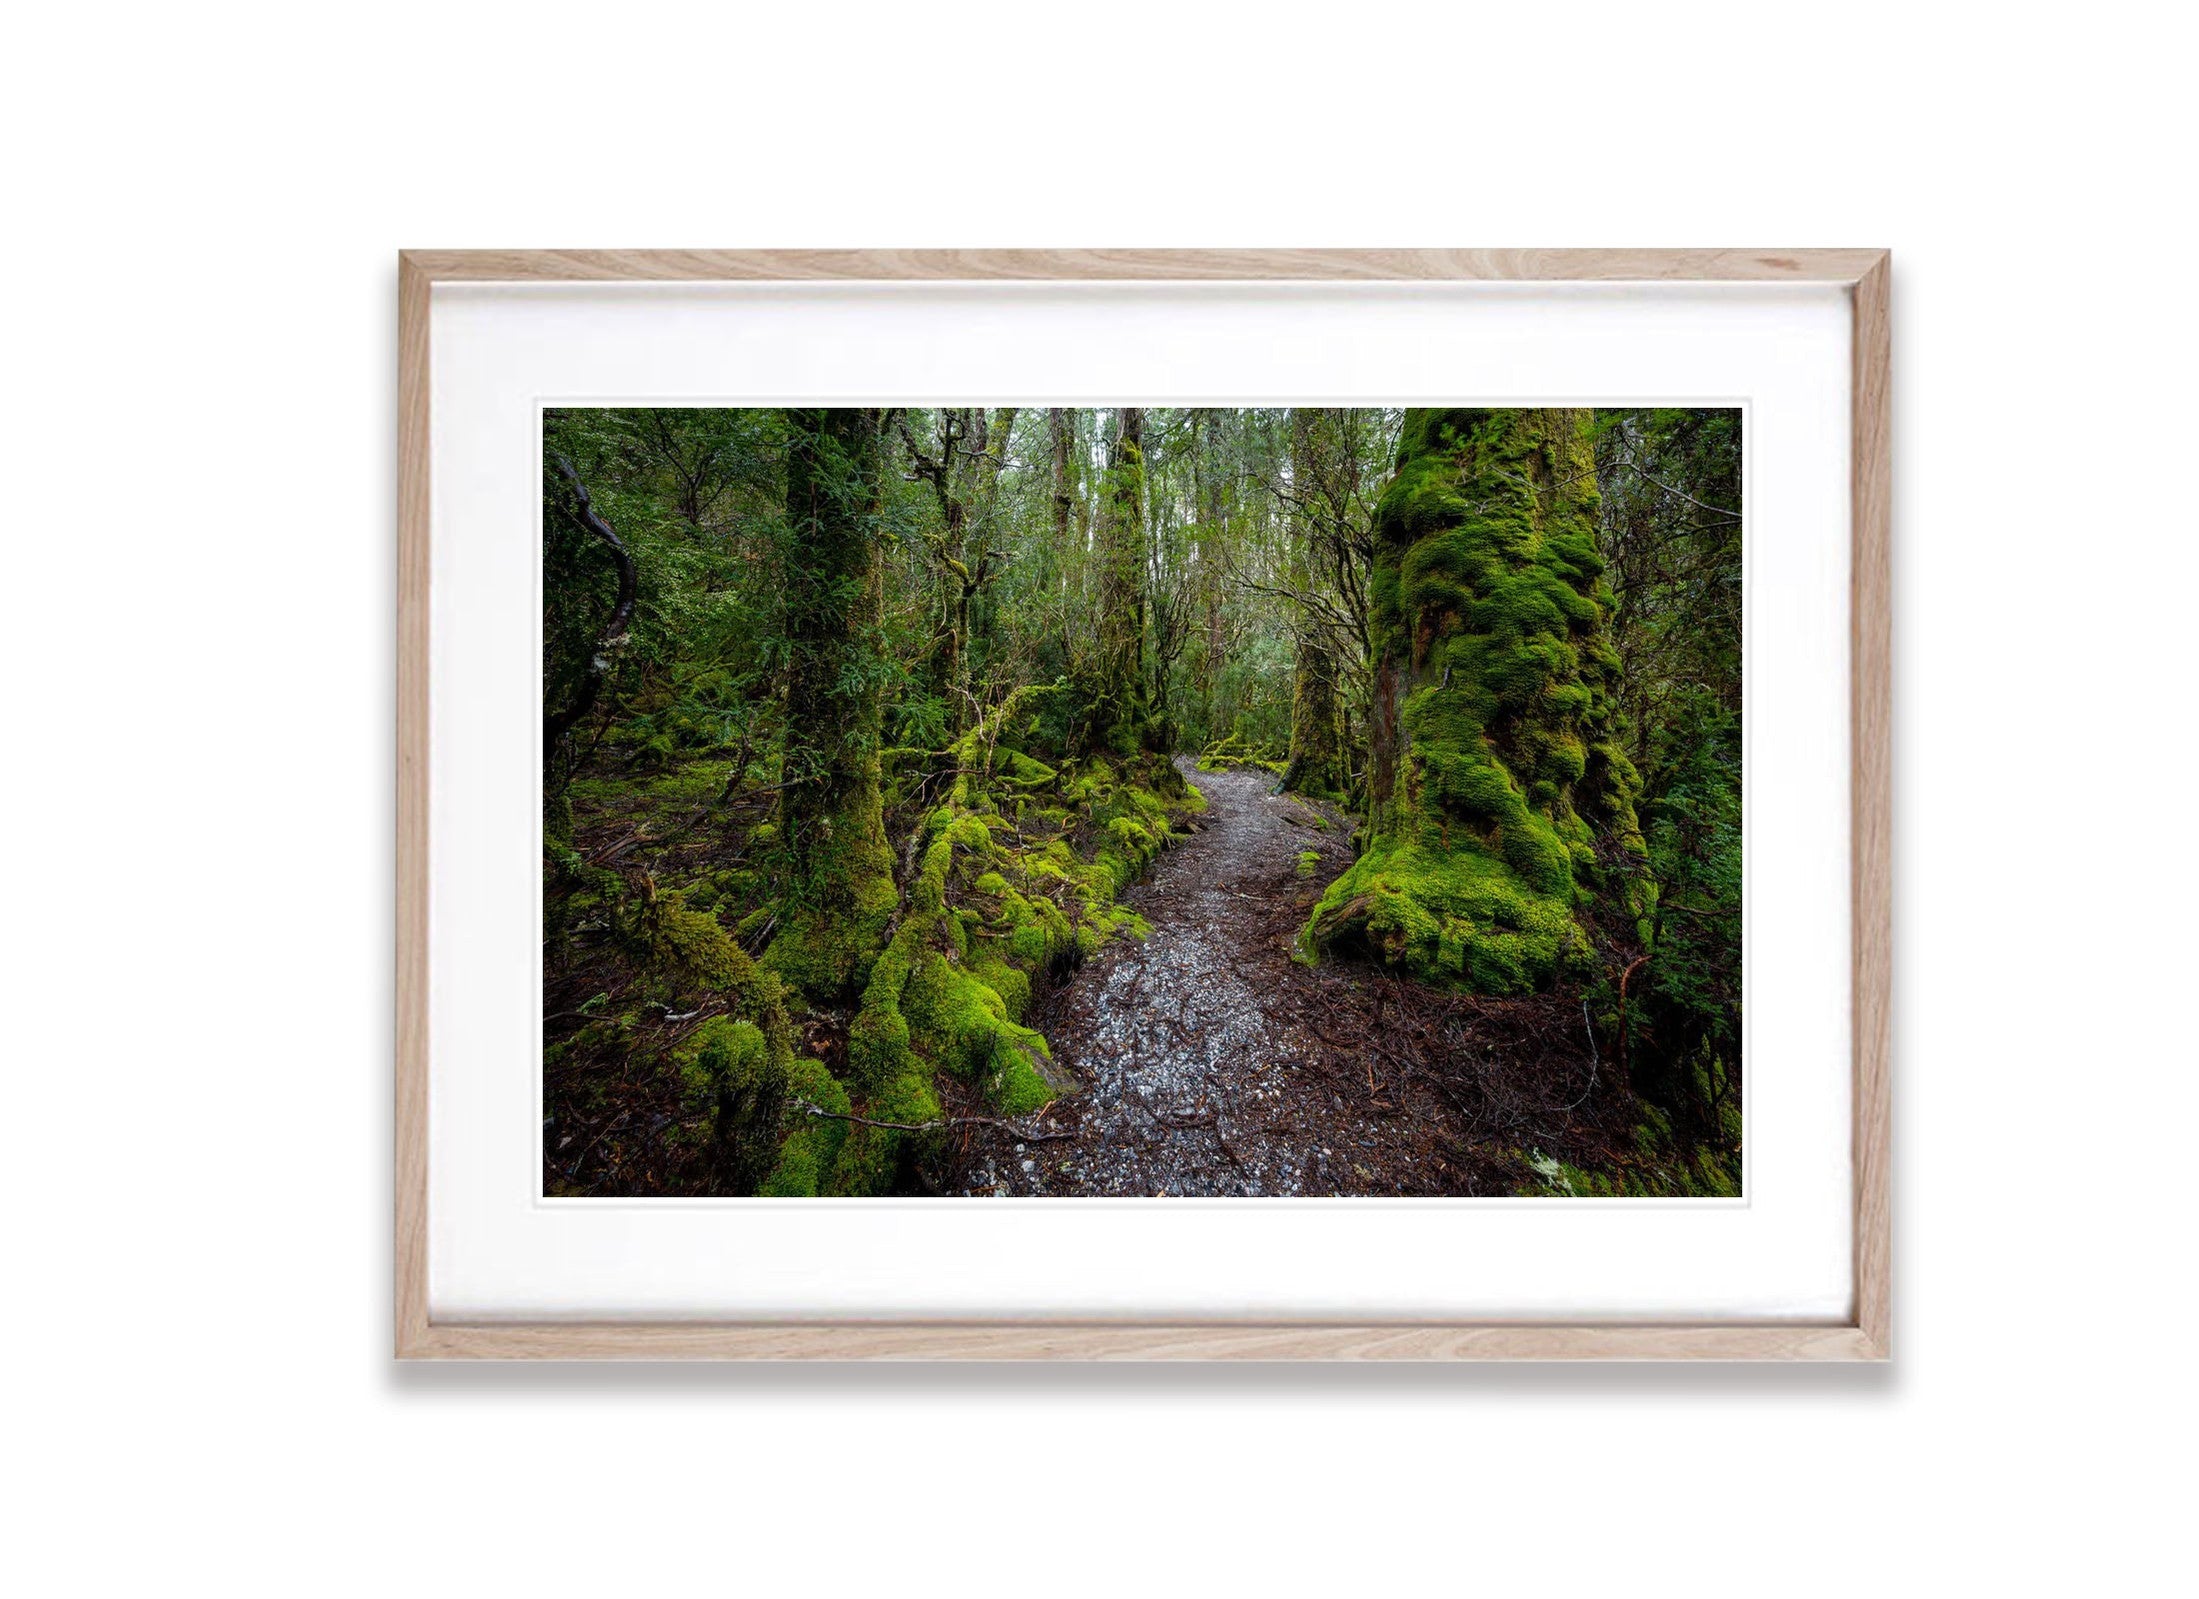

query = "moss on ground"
[636,887,807,1191]
[811,691,1203,1193]
[758,1058,850,1196]
[1196,731,1286,776]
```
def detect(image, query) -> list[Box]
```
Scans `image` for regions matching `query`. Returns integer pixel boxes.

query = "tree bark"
[1048,407,1075,562]
[1087,406,1148,755]
[762,408,900,1000]
[1285,409,1347,800]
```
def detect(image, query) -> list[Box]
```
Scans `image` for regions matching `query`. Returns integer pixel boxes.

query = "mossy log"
[1305,408,1646,993]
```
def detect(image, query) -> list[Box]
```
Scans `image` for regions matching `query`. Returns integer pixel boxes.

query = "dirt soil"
[944,759,1615,1197]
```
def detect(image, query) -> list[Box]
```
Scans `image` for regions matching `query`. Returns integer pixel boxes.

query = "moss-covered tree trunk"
[1307,408,1644,993]
[1284,408,1347,800]
[1286,622,1344,798]
[762,408,900,999]
[1087,406,1147,756]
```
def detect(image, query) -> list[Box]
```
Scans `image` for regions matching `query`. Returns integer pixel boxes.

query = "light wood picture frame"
[397,249,1890,1360]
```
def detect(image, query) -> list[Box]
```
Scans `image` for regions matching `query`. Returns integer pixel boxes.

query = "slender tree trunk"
[1044,406,1076,627]
[763,408,900,1000]
[1088,406,1147,755]
[934,491,968,713]
[1048,407,1074,558]
[957,406,1018,722]
[1285,409,1346,799]
[1201,476,1225,749]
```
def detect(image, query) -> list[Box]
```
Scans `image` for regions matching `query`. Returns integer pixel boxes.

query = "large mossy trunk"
[761,408,900,1000]
[1306,408,1644,994]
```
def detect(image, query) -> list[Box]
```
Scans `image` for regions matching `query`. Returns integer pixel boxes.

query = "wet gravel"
[950,759,1430,1197]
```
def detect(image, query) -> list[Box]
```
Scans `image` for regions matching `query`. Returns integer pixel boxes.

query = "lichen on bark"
[1305,408,1645,993]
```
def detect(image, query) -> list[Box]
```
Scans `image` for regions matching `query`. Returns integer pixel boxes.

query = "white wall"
[7,3,2189,1593]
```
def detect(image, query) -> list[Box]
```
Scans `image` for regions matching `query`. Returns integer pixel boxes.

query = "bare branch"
[545,455,640,757]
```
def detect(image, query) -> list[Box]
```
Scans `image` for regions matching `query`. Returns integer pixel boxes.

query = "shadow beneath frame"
[387,1355,1899,1400]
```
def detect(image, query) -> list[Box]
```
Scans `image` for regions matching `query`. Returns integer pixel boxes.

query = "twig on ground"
[1559,997,1601,1112]
[793,1099,1080,1143]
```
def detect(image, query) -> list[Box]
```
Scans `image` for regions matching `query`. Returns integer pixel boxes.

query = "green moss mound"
[759,1058,851,1197]
[759,826,898,1002]
[1305,408,1644,994]
[1195,731,1286,776]
[638,890,819,1191]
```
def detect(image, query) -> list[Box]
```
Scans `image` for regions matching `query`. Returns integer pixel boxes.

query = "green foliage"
[1579,408,1745,1151]
[542,408,787,789]
[1591,408,1743,773]
[1621,686,1743,1144]
[1524,1133,1740,1199]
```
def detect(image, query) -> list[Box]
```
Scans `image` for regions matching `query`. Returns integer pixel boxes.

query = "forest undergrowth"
[543,406,1743,1198]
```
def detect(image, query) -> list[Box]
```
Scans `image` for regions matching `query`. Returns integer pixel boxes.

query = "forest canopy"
[543,406,1743,1199]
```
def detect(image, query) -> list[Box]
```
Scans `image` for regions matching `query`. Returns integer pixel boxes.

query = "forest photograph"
[543,404,1742,1199]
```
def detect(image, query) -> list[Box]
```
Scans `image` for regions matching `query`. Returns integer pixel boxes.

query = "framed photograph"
[397,249,1889,1359]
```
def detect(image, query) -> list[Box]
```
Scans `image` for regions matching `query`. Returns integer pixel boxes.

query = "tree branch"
[545,455,640,757]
